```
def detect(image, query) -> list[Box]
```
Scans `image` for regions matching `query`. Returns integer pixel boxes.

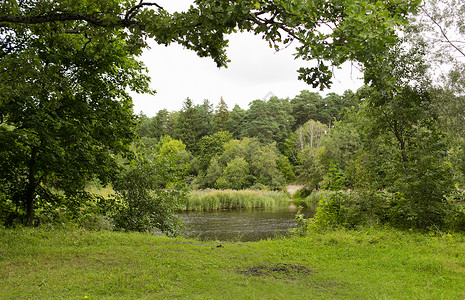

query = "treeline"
[136,81,465,232]
[136,91,357,190]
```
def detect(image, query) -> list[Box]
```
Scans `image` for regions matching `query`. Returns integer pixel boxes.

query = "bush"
[78,213,114,231]
[445,205,465,232]
[111,153,188,235]
[309,190,391,231]
[293,187,313,200]
[307,188,465,232]
[290,207,310,237]
[293,190,341,208]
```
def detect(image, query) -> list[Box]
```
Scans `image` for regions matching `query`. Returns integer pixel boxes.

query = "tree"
[407,0,465,86]
[111,151,187,235]
[355,42,455,229]
[320,93,344,124]
[136,114,157,139]
[1,0,420,89]
[290,91,352,129]
[157,109,177,138]
[196,99,214,137]
[284,119,328,165]
[290,91,323,130]
[173,98,203,154]
[214,137,288,190]
[215,157,251,190]
[197,131,232,171]
[137,109,175,140]
[213,98,230,133]
[0,10,147,225]
[203,158,223,188]
[244,97,294,150]
[227,105,246,139]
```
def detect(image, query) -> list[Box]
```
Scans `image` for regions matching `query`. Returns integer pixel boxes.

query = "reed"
[184,189,289,211]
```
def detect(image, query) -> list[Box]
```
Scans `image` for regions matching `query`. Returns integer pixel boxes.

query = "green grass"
[184,189,290,211]
[1,227,465,299]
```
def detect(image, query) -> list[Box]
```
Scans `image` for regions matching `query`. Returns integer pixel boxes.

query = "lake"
[179,202,317,242]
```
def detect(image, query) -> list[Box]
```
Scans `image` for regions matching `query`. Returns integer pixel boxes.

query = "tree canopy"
[1,0,420,88]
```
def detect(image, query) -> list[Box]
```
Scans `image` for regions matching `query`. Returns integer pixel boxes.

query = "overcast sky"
[131,1,364,117]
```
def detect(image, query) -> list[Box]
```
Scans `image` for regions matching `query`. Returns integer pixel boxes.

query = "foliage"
[199,158,223,189]
[173,98,205,154]
[309,190,391,231]
[243,97,294,150]
[296,146,326,188]
[0,16,144,225]
[196,99,214,137]
[214,138,288,190]
[212,98,230,133]
[196,131,232,171]
[111,152,188,235]
[276,155,295,182]
[407,0,465,91]
[290,91,323,129]
[292,187,313,201]
[226,104,247,139]
[3,0,461,234]
[294,119,361,188]
[283,119,328,165]
[290,207,310,237]
[293,190,339,208]
[215,157,251,190]
[2,0,420,88]
[136,109,176,141]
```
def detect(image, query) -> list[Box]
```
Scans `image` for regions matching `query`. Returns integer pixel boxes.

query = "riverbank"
[1,227,464,299]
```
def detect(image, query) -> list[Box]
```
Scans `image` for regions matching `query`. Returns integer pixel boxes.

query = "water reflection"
[178,202,316,242]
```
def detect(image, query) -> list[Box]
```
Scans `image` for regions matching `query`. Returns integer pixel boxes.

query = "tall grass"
[184,189,290,211]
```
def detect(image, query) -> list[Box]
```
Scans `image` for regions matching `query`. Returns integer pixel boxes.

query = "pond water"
[178,202,317,242]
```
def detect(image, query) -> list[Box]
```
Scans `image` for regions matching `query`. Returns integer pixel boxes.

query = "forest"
[136,77,465,233]
[1,0,464,235]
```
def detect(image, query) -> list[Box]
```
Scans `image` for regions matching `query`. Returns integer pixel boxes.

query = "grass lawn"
[1,227,465,299]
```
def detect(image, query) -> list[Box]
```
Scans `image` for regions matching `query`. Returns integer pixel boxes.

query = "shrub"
[293,187,313,200]
[309,190,391,231]
[307,189,464,232]
[290,207,310,237]
[293,190,339,208]
[111,153,187,235]
[78,213,113,231]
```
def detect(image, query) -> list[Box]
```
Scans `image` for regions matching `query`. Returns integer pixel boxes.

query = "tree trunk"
[25,149,37,227]
[299,127,304,152]
[310,121,314,148]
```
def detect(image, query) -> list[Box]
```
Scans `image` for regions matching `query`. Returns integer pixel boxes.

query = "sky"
[131,1,364,117]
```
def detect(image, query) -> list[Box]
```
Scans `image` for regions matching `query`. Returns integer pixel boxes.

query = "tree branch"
[0,12,135,28]
[0,2,165,29]
[125,1,164,21]
[422,7,465,58]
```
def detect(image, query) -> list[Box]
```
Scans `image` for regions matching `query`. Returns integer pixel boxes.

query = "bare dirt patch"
[286,185,304,198]
[239,263,315,279]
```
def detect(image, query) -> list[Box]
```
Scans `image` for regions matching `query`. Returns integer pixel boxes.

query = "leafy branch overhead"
[0,0,420,89]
